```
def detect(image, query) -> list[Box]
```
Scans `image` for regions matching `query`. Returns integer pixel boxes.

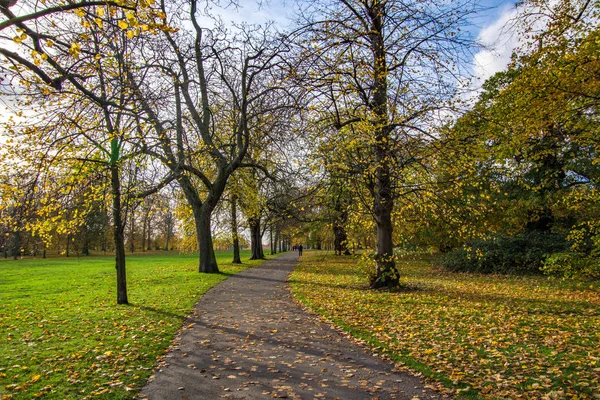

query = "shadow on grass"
[293,271,599,316]
[136,305,187,319]
[288,276,373,291]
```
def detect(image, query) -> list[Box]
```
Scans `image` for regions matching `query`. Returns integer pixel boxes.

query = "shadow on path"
[140,252,441,400]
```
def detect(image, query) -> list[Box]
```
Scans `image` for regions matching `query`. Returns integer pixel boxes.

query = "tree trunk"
[278,232,283,253]
[164,215,171,251]
[230,195,241,264]
[146,213,152,251]
[372,199,398,288]
[196,205,219,272]
[270,229,277,255]
[179,176,220,273]
[82,225,90,256]
[12,232,20,260]
[129,208,135,253]
[249,216,265,260]
[141,213,147,252]
[369,2,398,289]
[111,163,128,304]
[333,223,350,255]
[102,228,107,253]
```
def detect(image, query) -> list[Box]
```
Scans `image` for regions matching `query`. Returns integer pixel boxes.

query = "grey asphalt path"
[140,252,440,400]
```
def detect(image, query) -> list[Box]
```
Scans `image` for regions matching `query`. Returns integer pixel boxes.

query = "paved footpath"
[141,252,440,400]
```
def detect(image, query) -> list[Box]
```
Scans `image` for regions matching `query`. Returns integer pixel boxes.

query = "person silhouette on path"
[298,244,303,257]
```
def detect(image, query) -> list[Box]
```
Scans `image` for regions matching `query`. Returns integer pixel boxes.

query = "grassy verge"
[290,251,600,399]
[0,250,269,399]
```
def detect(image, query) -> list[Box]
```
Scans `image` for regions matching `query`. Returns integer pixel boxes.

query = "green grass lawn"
[290,251,600,399]
[0,250,268,399]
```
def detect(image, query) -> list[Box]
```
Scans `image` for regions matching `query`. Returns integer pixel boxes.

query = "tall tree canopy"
[292,0,478,287]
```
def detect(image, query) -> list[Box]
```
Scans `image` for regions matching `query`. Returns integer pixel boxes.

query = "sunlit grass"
[290,251,600,399]
[0,250,268,399]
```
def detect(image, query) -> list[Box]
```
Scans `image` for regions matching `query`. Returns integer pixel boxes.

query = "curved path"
[141,252,440,399]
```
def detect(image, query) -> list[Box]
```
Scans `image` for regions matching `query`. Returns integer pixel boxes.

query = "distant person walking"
[298,244,303,257]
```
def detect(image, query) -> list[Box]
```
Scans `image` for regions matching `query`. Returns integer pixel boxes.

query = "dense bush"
[541,253,600,280]
[440,232,569,274]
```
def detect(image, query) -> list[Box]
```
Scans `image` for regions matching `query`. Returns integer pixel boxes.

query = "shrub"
[357,253,378,286]
[440,232,569,275]
[541,252,600,280]
[357,252,403,287]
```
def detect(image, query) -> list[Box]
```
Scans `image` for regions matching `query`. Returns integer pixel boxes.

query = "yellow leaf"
[118,20,128,30]
[31,374,41,382]
[96,7,105,17]
[69,42,81,59]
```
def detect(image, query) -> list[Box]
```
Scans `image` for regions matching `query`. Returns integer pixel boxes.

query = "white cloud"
[472,4,519,84]
[471,0,564,88]
[195,1,292,30]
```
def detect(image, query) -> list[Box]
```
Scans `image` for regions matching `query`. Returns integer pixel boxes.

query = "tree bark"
[372,196,398,288]
[333,223,349,255]
[164,214,171,251]
[146,212,152,251]
[102,221,107,253]
[129,207,135,253]
[249,216,265,260]
[270,228,277,255]
[278,231,283,253]
[11,231,20,260]
[230,195,242,264]
[141,212,147,252]
[369,2,399,288]
[196,204,219,272]
[111,163,128,304]
[82,231,90,256]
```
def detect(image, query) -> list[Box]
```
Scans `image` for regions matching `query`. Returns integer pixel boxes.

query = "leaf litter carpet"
[140,252,439,399]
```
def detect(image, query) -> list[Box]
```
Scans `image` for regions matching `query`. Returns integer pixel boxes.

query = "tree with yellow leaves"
[1,0,169,304]
[292,0,478,287]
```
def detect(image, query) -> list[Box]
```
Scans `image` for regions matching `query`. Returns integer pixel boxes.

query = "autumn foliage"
[291,252,600,399]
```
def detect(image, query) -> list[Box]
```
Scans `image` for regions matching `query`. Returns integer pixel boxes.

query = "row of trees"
[1,0,308,304]
[0,168,177,259]
[2,0,597,307]
[291,0,598,280]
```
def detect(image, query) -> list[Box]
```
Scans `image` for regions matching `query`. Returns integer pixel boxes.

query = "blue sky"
[207,0,521,83]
